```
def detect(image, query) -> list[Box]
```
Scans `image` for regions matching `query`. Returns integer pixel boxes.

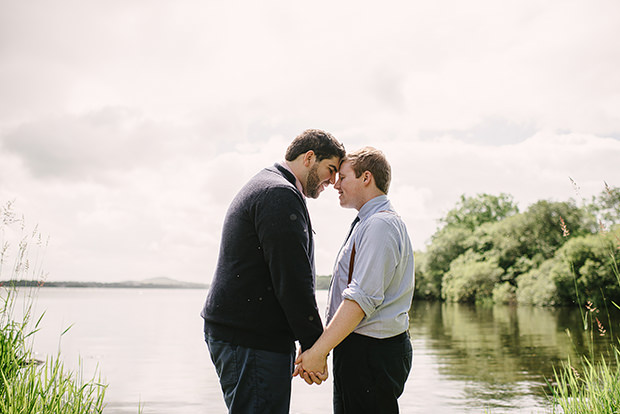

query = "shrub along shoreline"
[414,186,620,307]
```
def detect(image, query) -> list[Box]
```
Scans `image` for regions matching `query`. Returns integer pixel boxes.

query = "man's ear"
[303,150,315,167]
[362,171,372,185]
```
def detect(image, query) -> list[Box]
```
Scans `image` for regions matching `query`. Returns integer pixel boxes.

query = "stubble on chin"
[305,166,321,199]
[305,185,319,199]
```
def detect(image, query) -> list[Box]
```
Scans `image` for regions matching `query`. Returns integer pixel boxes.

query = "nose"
[329,171,336,185]
[334,177,341,189]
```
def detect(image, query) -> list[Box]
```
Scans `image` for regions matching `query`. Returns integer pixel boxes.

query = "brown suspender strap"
[347,243,356,285]
[346,210,397,286]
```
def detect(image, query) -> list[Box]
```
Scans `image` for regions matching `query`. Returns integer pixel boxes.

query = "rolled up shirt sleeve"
[342,217,400,318]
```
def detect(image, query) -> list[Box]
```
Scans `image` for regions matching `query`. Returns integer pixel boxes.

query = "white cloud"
[1,0,619,282]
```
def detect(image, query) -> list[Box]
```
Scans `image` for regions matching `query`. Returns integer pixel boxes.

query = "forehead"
[338,160,354,173]
[318,155,341,171]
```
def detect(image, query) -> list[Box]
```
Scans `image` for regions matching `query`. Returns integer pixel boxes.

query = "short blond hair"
[344,147,391,194]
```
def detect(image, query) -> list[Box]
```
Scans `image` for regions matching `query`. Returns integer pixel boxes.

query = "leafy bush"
[418,226,471,300]
[492,282,516,305]
[442,252,503,303]
[550,228,620,307]
[516,260,558,306]
[416,188,617,305]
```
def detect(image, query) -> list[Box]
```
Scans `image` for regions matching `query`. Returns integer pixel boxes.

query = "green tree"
[550,228,620,307]
[418,226,471,300]
[492,281,517,304]
[419,193,520,300]
[469,200,595,286]
[412,251,438,299]
[418,192,607,306]
[440,193,519,231]
[442,251,503,303]
[516,259,558,306]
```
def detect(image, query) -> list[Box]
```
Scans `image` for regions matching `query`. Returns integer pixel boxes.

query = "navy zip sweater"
[201,163,324,354]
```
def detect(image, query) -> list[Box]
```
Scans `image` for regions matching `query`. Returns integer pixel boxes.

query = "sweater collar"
[273,163,305,198]
[280,161,305,196]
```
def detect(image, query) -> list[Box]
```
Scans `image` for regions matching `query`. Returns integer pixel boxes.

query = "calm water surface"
[12,288,620,414]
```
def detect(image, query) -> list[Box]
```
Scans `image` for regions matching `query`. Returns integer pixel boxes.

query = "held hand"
[293,349,311,384]
[293,348,315,384]
[294,364,328,385]
[293,349,328,385]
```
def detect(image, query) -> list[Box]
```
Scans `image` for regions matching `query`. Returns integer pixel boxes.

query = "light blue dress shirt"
[326,195,415,338]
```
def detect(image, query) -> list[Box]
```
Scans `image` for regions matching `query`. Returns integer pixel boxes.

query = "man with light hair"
[294,146,414,414]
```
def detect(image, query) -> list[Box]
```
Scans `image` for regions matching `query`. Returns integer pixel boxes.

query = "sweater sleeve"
[255,186,323,351]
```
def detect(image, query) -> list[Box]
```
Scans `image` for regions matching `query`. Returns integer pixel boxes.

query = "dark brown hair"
[285,129,346,162]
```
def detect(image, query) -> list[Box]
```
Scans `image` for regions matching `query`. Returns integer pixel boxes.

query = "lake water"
[9,288,620,413]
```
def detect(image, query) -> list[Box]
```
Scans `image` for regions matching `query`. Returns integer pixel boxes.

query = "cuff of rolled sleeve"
[342,285,379,319]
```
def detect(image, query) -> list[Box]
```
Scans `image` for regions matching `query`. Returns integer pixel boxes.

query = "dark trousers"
[333,331,413,414]
[205,335,295,414]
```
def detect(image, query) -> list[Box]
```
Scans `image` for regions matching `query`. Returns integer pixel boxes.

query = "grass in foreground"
[1,200,107,413]
[1,285,108,413]
[547,203,620,414]
[550,352,620,414]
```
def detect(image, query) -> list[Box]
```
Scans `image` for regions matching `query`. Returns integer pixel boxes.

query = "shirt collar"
[357,195,391,221]
[281,160,305,197]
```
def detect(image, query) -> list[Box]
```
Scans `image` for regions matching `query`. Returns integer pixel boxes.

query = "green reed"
[1,201,107,413]
[549,351,620,413]
[547,205,620,413]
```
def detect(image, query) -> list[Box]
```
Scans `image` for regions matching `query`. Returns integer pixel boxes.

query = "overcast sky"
[1,0,619,284]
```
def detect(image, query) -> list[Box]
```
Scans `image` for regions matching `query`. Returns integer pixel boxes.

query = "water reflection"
[409,300,620,410]
[8,288,620,413]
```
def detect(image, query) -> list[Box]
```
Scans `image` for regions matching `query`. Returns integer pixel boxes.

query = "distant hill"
[1,277,208,290]
[2,276,331,290]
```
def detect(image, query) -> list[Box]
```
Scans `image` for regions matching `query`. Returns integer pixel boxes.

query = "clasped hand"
[293,348,328,385]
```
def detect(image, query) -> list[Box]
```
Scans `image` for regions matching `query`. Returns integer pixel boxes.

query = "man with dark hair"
[294,146,414,414]
[201,129,345,414]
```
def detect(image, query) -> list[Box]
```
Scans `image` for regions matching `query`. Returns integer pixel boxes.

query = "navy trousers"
[205,335,295,414]
[333,331,413,414]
